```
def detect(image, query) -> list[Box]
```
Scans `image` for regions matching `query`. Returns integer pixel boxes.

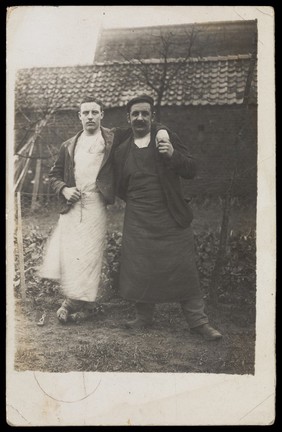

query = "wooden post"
[17,192,26,301]
[14,115,51,193]
[14,139,35,192]
[31,157,42,211]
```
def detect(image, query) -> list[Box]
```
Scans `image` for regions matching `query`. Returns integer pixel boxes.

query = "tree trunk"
[155,104,161,122]
[209,189,232,305]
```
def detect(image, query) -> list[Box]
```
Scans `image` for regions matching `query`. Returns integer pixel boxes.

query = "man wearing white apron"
[40,96,168,324]
[40,97,116,323]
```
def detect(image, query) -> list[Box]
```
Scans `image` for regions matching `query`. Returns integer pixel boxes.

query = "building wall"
[95,20,257,62]
[104,104,257,197]
[15,105,257,198]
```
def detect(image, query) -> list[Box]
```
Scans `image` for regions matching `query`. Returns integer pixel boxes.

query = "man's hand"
[157,142,174,158]
[156,129,174,158]
[61,187,81,203]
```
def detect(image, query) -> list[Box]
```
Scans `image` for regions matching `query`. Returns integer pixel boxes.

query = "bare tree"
[209,31,258,306]
[119,28,196,121]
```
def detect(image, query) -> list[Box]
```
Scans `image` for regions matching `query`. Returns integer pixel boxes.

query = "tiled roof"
[15,55,257,111]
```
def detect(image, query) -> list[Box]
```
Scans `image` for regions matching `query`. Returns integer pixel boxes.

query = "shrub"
[14,226,256,308]
[194,230,256,305]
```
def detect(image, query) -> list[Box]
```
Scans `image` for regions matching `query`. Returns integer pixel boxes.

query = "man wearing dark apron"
[113,95,222,341]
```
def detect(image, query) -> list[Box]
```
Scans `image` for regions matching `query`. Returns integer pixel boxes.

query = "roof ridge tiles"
[16,54,254,75]
[93,54,252,67]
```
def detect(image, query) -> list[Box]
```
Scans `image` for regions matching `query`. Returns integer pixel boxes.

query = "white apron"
[40,132,107,302]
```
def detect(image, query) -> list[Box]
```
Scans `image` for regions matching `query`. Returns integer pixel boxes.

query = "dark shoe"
[191,324,222,341]
[69,310,93,324]
[124,318,152,330]
[124,302,154,330]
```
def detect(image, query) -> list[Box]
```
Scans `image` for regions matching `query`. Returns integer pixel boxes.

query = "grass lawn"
[13,197,256,374]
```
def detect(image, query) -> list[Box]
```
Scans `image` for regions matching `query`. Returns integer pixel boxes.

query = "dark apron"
[119,139,201,303]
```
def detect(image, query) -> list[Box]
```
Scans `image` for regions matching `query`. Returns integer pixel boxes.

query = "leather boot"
[125,303,155,329]
[181,299,222,341]
[190,323,222,341]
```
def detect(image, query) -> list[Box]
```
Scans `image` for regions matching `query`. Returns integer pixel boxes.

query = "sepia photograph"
[6,5,275,426]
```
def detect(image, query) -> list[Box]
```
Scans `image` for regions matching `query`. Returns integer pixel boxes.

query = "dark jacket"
[49,126,117,214]
[113,125,197,228]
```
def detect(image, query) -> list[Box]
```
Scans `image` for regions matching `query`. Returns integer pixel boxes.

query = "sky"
[7,6,266,70]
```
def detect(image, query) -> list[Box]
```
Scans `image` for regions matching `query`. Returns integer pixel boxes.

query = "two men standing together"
[41,94,222,341]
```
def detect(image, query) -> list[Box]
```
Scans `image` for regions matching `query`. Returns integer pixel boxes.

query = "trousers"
[135,297,208,329]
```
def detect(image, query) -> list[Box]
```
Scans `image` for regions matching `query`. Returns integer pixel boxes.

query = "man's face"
[78,102,104,134]
[128,102,154,137]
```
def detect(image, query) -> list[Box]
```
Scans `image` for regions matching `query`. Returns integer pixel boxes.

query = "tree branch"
[118,50,159,94]
[117,26,196,119]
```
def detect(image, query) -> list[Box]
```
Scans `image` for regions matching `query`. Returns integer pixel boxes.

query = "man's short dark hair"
[79,97,104,111]
[126,94,154,113]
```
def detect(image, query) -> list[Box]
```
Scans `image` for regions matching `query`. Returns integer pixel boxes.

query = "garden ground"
[12,200,256,374]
